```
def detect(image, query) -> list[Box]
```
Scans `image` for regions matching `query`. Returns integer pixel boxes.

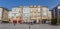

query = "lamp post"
[29,23,31,29]
[29,16,31,29]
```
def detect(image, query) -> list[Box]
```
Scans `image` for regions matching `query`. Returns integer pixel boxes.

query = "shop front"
[13,20,17,24]
[17,17,22,23]
[42,19,47,24]
[18,19,22,23]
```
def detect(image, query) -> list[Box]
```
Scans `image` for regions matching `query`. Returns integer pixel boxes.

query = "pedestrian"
[33,20,36,24]
[13,20,17,26]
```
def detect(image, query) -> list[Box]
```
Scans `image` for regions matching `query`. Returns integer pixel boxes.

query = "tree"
[51,18,57,25]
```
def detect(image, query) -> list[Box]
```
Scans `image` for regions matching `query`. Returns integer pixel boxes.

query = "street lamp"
[29,16,31,29]
[29,23,31,29]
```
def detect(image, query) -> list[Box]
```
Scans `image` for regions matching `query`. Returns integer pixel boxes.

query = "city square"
[0,0,60,29]
[0,24,60,29]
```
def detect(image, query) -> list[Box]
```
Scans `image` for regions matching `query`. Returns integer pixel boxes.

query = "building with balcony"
[9,5,51,23]
[22,6,30,22]
[51,4,60,23]
[48,11,51,20]
[29,6,51,23]
[8,7,23,23]
[29,5,41,23]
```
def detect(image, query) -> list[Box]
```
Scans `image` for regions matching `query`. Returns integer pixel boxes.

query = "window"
[23,7,30,13]
[34,10,37,12]
[33,14,37,16]
[23,13,30,17]
[38,14,40,17]
[0,12,2,17]
[38,8,40,12]
[43,13,47,16]
[30,10,33,12]
[0,8,2,12]
[12,8,19,12]
[30,14,33,16]
[34,16,37,18]
[42,7,47,12]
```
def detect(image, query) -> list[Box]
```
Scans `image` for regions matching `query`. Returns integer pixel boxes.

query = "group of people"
[13,19,50,26]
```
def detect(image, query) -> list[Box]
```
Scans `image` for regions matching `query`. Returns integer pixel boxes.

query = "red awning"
[13,20,17,23]
[18,20,22,23]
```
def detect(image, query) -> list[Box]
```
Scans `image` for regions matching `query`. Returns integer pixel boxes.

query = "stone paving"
[0,23,60,29]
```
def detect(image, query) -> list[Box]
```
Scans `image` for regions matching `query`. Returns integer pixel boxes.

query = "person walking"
[13,20,17,26]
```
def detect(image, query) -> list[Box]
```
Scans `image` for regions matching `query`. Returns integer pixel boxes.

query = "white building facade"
[22,7,30,22]
[8,6,51,23]
[0,8,3,20]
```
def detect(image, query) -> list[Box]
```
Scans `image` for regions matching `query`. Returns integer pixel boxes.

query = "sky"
[0,0,60,10]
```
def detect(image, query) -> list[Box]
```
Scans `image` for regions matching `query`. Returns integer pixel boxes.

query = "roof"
[51,4,60,10]
[0,7,9,11]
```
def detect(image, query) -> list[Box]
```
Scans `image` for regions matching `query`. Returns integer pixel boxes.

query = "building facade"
[29,5,41,23]
[48,11,51,20]
[51,5,60,23]
[51,5,59,19]
[0,7,9,23]
[29,6,51,23]
[9,5,51,23]
[8,7,23,23]
[22,6,30,22]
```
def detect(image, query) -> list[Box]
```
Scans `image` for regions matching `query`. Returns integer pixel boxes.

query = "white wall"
[23,13,30,17]
[58,6,60,9]
[48,11,51,19]
[8,11,13,18]
[12,7,19,12]
[23,7,30,13]
[0,8,3,20]
[42,7,47,16]
[23,7,30,17]
[12,7,20,20]
[38,8,40,12]
[22,7,30,22]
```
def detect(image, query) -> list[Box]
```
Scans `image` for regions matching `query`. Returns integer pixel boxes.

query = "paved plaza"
[0,23,60,29]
